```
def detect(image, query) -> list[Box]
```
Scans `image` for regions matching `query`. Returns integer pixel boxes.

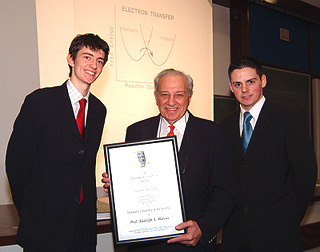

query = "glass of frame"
[104,137,186,245]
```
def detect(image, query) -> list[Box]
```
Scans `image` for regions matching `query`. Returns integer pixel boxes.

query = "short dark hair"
[68,33,110,77]
[228,56,263,79]
[154,68,194,98]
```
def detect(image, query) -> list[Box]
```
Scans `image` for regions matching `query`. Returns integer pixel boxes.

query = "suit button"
[74,197,80,203]
[79,150,85,155]
[242,185,248,190]
[244,206,248,212]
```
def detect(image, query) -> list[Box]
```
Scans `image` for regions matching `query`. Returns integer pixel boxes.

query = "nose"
[90,60,97,69]
[241,84,248,93]
[168,95,176,106]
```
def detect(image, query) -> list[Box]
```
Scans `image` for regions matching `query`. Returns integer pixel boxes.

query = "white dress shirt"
[66,79,90,126]
[239,96,265,136]
[157,111,189,150]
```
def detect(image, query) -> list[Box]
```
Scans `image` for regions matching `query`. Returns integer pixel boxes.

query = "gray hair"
[154,68,194,98]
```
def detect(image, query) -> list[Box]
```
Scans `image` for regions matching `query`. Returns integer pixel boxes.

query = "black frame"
[104,137,186,245]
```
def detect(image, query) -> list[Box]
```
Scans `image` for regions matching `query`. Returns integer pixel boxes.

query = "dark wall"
[249,3,309,72]
[311,24,320,74]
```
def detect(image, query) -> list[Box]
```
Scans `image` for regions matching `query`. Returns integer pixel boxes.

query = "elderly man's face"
[155,74,191,125]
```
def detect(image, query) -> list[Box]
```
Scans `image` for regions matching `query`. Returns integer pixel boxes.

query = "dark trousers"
[237,223,252,252]
[23,203,96,252]
[237,241,253,252]
[74,203,96,252]
[237,233,252,252]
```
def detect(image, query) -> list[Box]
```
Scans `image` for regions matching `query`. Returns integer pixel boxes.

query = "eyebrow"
[232,78,257,85]
[82,52,105,61]
[247,78,257,82]
[82,52,94,57]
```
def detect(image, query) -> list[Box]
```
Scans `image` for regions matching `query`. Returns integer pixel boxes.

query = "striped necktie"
[241,111,253,153]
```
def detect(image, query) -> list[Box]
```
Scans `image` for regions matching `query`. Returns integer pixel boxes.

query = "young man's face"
[67,46,105,88]
[155,74,191,125]
[229,67,267,111]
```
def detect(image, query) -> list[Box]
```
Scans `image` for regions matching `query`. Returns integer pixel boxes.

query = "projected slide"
[115,5,178,83]
[120,25,176,66]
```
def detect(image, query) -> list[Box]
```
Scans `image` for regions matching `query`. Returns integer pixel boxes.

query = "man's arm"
[6,93,40,214]
[286,112,317,221]
[196,127,238,245]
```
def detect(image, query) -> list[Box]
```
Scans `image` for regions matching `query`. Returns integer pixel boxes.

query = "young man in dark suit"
[102,68,237,251]
[6,33,109,252]
[220,56,317,252]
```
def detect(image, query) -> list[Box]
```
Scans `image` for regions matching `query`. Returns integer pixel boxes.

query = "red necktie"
[76,98,86,140]
[76,98,86,204]
[167,125,175,136]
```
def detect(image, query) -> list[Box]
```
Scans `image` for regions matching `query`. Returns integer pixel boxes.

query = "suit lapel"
[58,82,82,141]
[148,115,161,139]
[178,116,190,172]
[227,111,245,157]
[231,112,243,152]
[85,95,101,142]
[178,112,196,174]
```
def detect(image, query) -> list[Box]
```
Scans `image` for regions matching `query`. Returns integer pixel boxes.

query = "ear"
[229,82,234,93]
[261,74,267,88]
[66,54,74,67]
[154,92,159,106]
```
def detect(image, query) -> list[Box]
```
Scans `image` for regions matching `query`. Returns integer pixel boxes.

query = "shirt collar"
[159,111,189,136]
[240,96,265,122]
[66,79,90,104]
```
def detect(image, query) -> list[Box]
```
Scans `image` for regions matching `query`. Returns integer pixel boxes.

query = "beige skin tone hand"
[101,172,110,193]
[167,220,202,246]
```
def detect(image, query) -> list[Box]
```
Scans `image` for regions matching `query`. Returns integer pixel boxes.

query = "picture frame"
[104,137,186,245]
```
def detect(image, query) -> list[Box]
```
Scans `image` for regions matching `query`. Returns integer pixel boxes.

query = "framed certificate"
[104,137,186,245]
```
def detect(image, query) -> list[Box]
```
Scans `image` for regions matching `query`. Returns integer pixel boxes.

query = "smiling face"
[155,74,191,125]
[67,46,105,94]
[229,67,267,111]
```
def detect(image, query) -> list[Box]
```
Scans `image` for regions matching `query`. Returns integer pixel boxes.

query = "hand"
[167,220,202,247]
[101,172,110,192]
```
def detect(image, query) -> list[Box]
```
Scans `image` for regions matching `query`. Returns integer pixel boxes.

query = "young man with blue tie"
[220,56,317,252]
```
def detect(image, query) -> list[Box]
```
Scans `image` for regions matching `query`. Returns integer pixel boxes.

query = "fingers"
[101,172,110,192]
[167,220,202,247]
[101,172,110,182]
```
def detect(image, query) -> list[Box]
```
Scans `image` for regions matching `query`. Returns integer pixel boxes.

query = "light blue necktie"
[241,112,253,153]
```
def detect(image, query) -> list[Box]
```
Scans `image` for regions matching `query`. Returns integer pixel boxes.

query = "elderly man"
[103,68,237,251]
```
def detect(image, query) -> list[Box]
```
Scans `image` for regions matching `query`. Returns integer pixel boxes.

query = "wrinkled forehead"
[158,74,188,90]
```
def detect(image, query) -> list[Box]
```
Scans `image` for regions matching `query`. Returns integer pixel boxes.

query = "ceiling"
[301,0,320,8]
[213,0,320,9]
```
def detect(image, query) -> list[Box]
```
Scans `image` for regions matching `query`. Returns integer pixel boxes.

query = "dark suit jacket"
[125,112,237,252]
[220,100,317,252]
[6,82,106,251]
